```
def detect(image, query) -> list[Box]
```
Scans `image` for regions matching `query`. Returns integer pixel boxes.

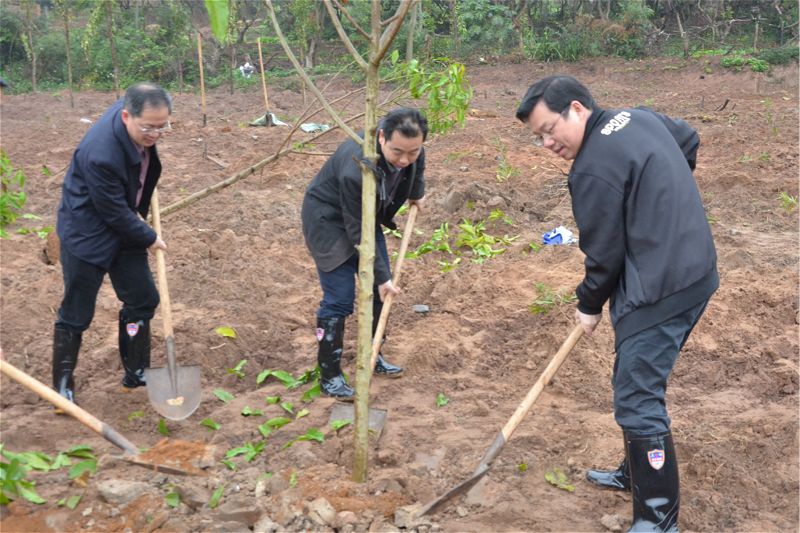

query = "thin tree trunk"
[64,8,74,108]
[406,1,417,61]
[24,1,37,92]
[752,6,761,51]
[674,6,689,59]
[352,0,382,485]
[229,43,235,95]
[106,0,120,98]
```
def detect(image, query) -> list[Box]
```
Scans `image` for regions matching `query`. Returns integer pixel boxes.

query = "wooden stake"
[257,38,270,112]
[197,32,207,127]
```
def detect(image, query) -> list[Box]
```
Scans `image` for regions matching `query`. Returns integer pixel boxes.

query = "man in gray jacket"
[302,108,427,400]
[516,76,718,532]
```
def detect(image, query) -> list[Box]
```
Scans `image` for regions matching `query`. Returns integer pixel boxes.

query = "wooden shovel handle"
[149,189,173,338]
[369,204,418,370]
[0,358,140,456]
[502,324,584,440]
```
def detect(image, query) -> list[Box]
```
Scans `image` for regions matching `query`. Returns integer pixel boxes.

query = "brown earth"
[0,57,798,532]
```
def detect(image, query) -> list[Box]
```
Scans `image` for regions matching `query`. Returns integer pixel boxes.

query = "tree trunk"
[105,0,120,99]
[352,0,382,485]
[448,0,460,56]
[229,43,235,95]
[752,6,760,51]
[64,8,74,108]
[24,0,37,92]
[406,1,417,61]
[674,5,689,59]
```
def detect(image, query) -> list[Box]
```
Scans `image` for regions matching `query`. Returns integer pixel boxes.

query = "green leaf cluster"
[389,53,472,135]
[528,283,577,315]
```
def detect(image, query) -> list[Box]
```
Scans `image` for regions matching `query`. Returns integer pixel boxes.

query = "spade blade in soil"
[416,463,491,517]
[144,360,202,421]
[328,403,387,438]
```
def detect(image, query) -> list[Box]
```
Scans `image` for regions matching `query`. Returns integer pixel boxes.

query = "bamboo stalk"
[197,32,207,127]
[257,38,270,112]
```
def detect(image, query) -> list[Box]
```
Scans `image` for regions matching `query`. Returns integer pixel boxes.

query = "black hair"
[515,75,594,123]
[381,107,428,141]
[124,82,172,117]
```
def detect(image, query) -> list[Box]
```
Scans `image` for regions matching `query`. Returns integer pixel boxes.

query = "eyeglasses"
[531,110,567,147]
[137,121,172,134]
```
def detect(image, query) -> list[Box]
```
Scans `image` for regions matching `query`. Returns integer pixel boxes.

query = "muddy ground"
[0,57,798,532]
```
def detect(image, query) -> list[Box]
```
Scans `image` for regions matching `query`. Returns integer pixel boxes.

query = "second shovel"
[144,189,202,420]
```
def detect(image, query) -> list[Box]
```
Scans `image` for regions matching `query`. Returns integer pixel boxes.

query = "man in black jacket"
[53,82,171,405]
[302,108,427,400]
[516,76,718,532]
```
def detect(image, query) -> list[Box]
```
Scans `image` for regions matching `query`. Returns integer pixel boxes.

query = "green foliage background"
[0,0,797,92]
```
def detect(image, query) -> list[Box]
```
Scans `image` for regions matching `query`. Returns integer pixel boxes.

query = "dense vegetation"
[0,0,798,94]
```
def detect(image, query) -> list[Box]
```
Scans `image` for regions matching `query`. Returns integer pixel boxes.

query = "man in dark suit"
[53,82,172,405]
[301,108,427,400]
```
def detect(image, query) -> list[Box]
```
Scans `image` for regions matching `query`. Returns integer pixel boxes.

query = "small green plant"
[214,326,237,339]
[0,453,45,505]
[213,389,235,403]
[200,418,221,431]
[57,494,82,510]
[241,406,263,417]
[208,485,224,509]
[1,150,28,238]
[778,192,798,212]
[330,419,352,432]
[518,462,528,473]
[488,208,513,225]
[283,428,324,449]
[227,359,247,378]
[455,218,519,264]
[493,138,520,183]
[157,419,169,436]
[164,489,180,508]
[226,442,266,462]
[757,152,770,162]
[406,222,453,259]
[295,408,310,420]
[544,467,575,492]
[289,471,298,488]
[737,154,753,163]
[263,417,292,430]
[528,283,577,315]
[437,257,461,273]
[280,401,294,415]
[128,410,145,421]
[436,392,449,407]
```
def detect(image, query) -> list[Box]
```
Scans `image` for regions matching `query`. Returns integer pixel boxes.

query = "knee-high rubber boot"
[626,431,680,532]
[52,325,81,404]
[371,299,403,378]
[316,317,354,400]
[587,436,631,491]
[119,310,151,388]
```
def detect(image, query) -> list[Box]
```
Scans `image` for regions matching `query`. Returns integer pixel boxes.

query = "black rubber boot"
[52,325,81,404]
[587,436,631,491]
[626,431,680,532]
[118,310,151,388]
[317,317,354,401]
[371,300,403,378]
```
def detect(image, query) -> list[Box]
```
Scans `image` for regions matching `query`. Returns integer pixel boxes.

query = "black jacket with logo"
[301,135,425,285]
[569,106,718,346]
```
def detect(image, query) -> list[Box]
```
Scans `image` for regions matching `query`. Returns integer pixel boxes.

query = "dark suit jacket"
[301,135,425,285]
[57,100,161,269]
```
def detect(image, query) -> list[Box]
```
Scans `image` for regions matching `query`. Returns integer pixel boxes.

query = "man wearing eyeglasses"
[516,76,718,532]
[52,82,172,407]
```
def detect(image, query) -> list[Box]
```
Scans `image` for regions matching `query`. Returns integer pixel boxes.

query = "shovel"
[416,324,584,517]
[0,357,205,476]
[327,204,419,435]
[144,189,202,421]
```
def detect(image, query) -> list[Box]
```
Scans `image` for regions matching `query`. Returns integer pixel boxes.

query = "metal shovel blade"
[416,463,490,517]
[144,341,202,421]
[328,403,387,438]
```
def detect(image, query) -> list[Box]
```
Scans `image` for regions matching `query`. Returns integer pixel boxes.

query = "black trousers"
[56,246,159,332]
[612,299,710,435]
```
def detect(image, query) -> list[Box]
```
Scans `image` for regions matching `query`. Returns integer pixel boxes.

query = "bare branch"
[264,0,360,143]
[331,0,371,40]
[381,12,400,28]
[377,0,416,62]
[323,0,369,70]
